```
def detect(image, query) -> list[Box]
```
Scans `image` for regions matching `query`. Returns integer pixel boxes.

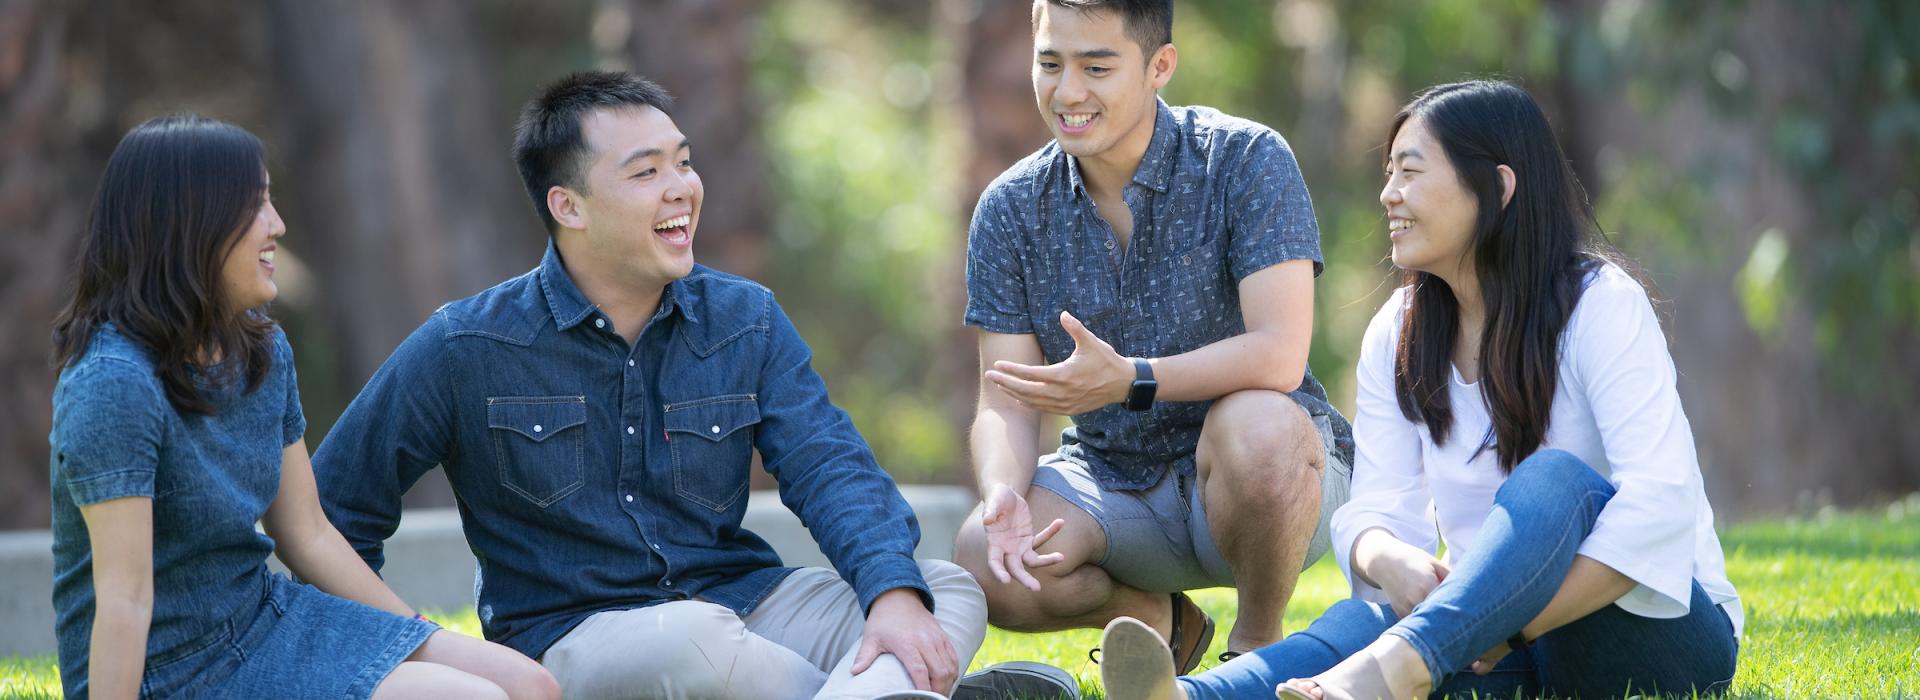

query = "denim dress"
[49,324,435,699]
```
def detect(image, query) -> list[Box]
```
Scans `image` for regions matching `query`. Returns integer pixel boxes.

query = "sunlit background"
[2,0,1914,530]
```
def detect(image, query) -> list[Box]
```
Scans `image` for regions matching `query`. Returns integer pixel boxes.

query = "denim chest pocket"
[663,394,759,512]
[487,396,587,508]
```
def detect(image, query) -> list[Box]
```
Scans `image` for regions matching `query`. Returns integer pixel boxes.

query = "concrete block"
[0,486,979,657]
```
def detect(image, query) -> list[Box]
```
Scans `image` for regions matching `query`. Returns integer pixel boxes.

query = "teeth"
[653,215,690,231]
[260,250,275,263]
[1061,113,1093,128]
[1390,220,1414,231]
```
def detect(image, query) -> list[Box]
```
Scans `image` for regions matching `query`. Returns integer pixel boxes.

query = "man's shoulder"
[428,265,549,346]
[978,141,1067,211]
[679,265,774,320]
[1169,104,1292,157]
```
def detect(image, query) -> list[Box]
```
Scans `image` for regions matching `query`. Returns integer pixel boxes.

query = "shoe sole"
[1100,617,1177,700]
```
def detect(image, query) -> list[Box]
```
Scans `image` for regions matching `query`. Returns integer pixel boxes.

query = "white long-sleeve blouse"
[1330,265,1743,636]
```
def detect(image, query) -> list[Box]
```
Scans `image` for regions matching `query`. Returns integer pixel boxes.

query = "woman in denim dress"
[1095,81,1742,700]
[47,115,559,700]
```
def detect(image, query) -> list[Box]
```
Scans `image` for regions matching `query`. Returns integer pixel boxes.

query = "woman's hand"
[1353,528,1450,617]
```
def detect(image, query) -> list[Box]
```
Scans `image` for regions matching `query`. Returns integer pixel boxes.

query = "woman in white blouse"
[1097,80,1741,700]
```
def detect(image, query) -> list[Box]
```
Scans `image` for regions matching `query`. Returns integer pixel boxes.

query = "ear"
[547,185,588,231]
[1496,164,1517,210]
[1149,43,1177,90]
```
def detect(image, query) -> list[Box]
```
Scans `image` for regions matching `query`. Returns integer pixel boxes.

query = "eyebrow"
[1036,47,1123,60]
[619,138,692,169]
[1393,148,1426,163]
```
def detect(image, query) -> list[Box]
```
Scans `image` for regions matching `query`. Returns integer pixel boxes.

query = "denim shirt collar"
[537,241,698,330]
[1066,98,1179,199]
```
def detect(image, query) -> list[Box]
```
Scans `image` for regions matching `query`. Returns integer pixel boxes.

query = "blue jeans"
[1179,450,1739,699]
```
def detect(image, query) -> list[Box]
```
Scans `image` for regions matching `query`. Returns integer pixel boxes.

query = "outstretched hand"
[984,311,1134,416]
[980,483,1066,591]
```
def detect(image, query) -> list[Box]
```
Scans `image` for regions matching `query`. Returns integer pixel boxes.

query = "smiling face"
[217,180,286,312]
[1031,2,1173,166]
[553,105,703,290]
[1381,116,1480,279]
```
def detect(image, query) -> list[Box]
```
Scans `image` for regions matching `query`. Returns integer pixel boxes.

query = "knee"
[1200,391,1321,493]
[498,657,561,700]
[1495,449,1605,506]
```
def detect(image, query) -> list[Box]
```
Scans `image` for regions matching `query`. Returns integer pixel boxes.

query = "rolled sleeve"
[1226,130,1323,282]
[1569,272,1703,618]
[275,330,307,446]
[963,184,1033,334]
[1331,292,1435,601]
[53,359,166,506]
[755,297,933,610]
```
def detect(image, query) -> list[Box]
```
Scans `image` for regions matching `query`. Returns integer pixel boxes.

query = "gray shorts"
[1029,413,1353,593]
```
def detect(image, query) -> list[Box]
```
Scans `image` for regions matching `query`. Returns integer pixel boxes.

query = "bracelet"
[1507,631,1530,652]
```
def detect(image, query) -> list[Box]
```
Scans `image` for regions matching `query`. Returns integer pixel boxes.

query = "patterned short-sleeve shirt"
[965,99,1352,491]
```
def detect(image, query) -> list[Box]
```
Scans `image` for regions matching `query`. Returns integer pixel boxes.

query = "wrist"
[1110,356,1138,404]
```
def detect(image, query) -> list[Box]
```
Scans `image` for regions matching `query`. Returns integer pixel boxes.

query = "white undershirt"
[1330,265,1743,637]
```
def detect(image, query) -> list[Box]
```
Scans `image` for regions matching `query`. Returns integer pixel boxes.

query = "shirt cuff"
[66,469,156,506]
[849,554,933,614]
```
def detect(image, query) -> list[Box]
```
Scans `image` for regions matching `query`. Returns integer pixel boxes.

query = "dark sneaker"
[952,660,1081,700]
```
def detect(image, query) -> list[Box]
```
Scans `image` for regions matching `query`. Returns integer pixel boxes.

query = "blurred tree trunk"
[1548,0,1920,515]
[944,0,1055,485]
[614,0,770,281]
[265,0,548,506]
[0,0,104,530]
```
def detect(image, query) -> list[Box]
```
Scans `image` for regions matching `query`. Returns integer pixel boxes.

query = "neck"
[1076,102,1157,199]
[1433,262,1485,330]
[554,239,667,340]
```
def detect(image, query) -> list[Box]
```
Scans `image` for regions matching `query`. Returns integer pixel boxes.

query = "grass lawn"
[5,499,1915,699]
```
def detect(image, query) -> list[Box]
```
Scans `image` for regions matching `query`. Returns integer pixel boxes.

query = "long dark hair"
[51,114,276,415]
[1388,80,1638,473]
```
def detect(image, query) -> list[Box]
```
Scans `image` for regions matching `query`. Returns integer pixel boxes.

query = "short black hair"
[1034,0,1173,60]
[512,71,674,235]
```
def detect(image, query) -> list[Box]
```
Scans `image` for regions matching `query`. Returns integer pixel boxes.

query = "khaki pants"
[540,560,988,699]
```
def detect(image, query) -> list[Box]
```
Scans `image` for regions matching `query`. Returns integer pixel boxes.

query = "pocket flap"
[487,397,586,442]
[663,395,761,442]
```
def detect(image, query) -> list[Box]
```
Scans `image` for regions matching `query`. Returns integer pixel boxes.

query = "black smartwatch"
[1123,357,1157,411]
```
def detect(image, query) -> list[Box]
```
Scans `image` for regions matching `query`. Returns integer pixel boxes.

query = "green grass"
[7,499,1916,699]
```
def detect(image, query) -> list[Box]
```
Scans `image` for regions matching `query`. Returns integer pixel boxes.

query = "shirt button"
[662,579,673,588]
[594,318,606,329]
[628,359,635,367]
[532,424,543,433]
[709,425,720,434]
[625,494,634,503]
[627,426,636,435]
[1105,239,1116,250]
[651,543,661,550]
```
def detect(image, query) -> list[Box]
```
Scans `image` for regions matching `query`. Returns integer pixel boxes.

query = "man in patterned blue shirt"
[953,0,1355,675]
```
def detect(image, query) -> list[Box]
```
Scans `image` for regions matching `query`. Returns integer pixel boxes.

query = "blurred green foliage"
[748,0,1916,482]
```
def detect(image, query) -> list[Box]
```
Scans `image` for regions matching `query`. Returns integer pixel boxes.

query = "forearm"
[970,404,1042,496]
[1349,527,1402,590]
[277,525,413,617]
[1146,329,1306,402]
[1520,555,1635,640]
[87,595,152,699]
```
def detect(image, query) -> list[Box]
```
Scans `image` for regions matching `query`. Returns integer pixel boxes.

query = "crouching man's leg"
[744,560,988,699]
[1197,389,1348,653]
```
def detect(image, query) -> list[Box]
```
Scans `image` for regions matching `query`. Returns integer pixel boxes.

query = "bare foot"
[1099,617,1189,700]
[1276,636,1430,700]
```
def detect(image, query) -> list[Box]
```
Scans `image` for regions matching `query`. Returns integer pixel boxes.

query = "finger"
[991,360,1064,384]
[899,647,932,691]
[1433,559,1452,581]
[985,371,1055,402]
[1472,660,1489,675]
[1028,517,1066,548]
[1059,310,1093,347]
[851,636,880,675]
[1008,552,1045,591]
[984,544,1013,584]
[930,637,959,692]
[1021,548,1067,568]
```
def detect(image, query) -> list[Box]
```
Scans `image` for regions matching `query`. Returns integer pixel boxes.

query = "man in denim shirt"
[313,72,986,699]
[952,0,1355,674]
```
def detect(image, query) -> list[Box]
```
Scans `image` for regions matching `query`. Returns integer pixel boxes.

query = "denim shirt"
[965,100,1354,490]
[313,245,930,658]
[49,323,304,695]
